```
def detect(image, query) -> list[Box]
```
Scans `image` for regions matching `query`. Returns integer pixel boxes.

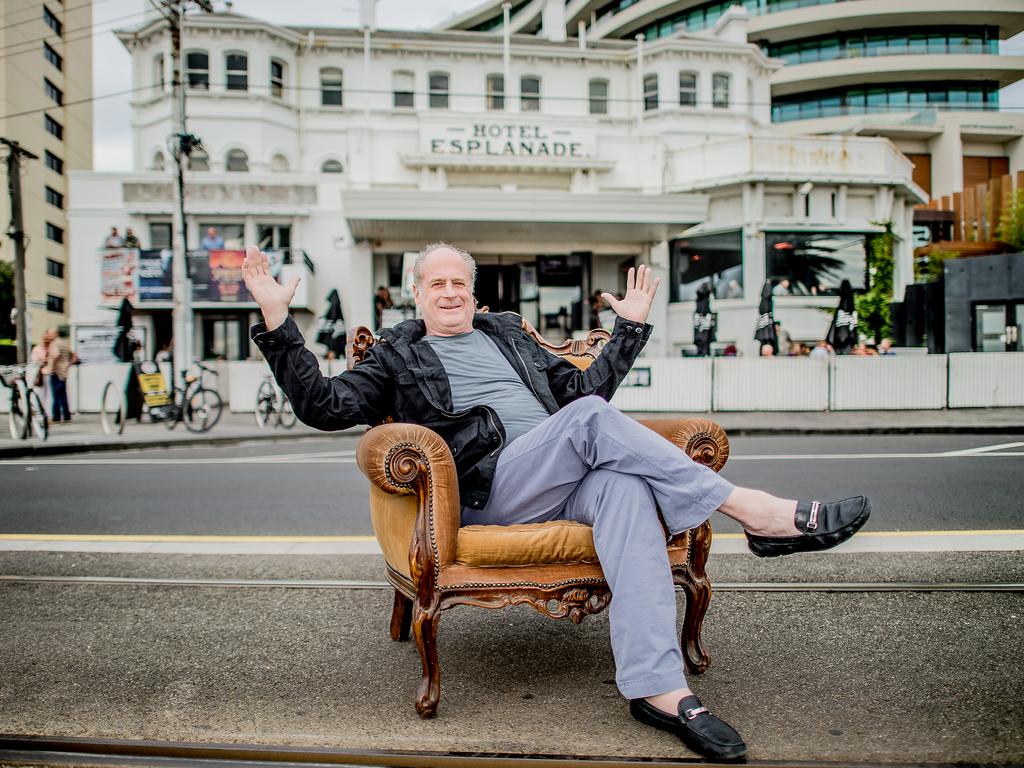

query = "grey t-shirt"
[424,330,550,444]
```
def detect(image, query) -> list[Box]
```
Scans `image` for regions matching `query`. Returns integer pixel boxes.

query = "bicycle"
[254,374,296,429]
[1,364,48,441]
[100,361,223,435]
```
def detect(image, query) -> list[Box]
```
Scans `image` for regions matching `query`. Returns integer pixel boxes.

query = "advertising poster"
[190,249,279,302]
[100,249,138,305]
[137,249,173,303]
[74,327,120,364]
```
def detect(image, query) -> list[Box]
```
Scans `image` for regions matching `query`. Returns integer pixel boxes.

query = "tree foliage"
[997,188,1024,250]
[855,221,895,343]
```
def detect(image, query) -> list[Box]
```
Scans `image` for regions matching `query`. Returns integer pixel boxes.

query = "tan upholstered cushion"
[455,521,599,567]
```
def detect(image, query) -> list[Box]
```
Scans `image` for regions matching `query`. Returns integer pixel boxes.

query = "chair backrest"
[347,314,611,372]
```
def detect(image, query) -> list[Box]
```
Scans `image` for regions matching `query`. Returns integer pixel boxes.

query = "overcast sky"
[93,1,1024,171]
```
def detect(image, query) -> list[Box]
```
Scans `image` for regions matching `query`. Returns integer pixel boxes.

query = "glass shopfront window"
[669,230,743,303]
[764,231,868,295]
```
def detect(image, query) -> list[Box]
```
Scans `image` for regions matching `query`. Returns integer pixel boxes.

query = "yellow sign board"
[137,371,171,407]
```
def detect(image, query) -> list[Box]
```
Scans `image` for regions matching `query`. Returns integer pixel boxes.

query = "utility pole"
[1,138,39,365]
[157,0,212,377]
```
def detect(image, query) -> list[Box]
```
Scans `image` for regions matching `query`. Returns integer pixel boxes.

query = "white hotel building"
[68,5,927,362]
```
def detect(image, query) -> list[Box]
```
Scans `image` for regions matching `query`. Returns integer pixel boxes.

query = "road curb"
[1,423,1020,458]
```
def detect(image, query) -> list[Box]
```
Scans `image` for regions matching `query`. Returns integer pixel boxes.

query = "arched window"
[643,73,659,111]
[712,73,730,109]
[679,72,697,107]
[429,72,449,109]
[187,149,209,171]
[271,153,289,172]
[270,58,286,99]
[320,67,343,106]
[225,149,249,172]
[393,70,414,108]
[152,54,165,93]
[520,75,540,112]
[321,159,343,173]
[588,78,608,115]
[151,151,165,171]
[486,74,504,111]
[185,50,209,90]
[225,52,248,91]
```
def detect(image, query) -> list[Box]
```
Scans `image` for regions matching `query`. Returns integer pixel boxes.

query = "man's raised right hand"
[242,245,299,331]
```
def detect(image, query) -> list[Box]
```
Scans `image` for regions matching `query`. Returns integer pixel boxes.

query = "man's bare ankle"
[645,687,693,715]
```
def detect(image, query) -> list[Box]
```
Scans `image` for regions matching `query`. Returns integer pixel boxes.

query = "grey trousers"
[462,395,735,699]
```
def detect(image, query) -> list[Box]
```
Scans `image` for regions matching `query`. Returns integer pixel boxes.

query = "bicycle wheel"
[100,381,126,436]
[184,387,223,433]
[254,379,276,428]
[278,393,297,429]
[8,380,29,440]
[162,402,180,430]
[27,388,48,441]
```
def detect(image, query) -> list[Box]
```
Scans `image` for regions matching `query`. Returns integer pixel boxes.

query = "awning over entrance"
[340,189,707,244]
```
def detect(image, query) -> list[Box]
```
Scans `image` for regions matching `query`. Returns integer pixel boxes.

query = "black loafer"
[630,694,747,760]
[746,495,871,558]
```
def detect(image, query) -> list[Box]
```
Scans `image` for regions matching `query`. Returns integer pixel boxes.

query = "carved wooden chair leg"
[390,589,413,641]
[412,602,442,718]
[679,572,712,673]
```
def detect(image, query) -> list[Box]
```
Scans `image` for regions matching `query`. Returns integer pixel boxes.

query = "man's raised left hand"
[601,264,660,325]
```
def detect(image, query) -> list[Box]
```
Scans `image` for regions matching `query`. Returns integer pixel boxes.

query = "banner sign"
[422,122,596,159]
[133,361,171,407]
[100,249,139,304]
[137,249,173,302]
[75,326,120,364]
[189,249,281,303]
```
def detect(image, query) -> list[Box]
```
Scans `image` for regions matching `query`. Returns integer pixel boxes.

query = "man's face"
[412,248,475,336]
[207,228,216,237]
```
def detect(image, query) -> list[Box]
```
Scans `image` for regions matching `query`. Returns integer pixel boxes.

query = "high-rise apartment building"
[443,0,1024,202]
[1,0,93,345]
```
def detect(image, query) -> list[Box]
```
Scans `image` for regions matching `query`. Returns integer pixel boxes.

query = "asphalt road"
[1,433,1022,536]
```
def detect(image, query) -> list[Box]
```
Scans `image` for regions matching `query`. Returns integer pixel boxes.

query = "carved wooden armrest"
[356,422,462,570]
[636,417,730,473]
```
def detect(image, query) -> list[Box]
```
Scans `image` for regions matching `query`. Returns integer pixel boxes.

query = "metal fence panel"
[948,353,1024,407]
[831,356,947,410]
[611,358,712,412]
[713,357,829,411]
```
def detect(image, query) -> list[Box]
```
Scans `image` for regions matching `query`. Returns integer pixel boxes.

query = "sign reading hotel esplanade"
[423,122,595,158]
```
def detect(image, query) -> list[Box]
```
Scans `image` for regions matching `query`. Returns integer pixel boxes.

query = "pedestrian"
[760,343,775,357]
[242,242,872,762]
[810,339,833,359]
[104,227,124,248]
[46,326,76,423]
[123,227,141,248]
[373,285,394,329]
[200,226,225,250]
[774,320,791,355]
[29,328,55,412]
[879,338,895,355]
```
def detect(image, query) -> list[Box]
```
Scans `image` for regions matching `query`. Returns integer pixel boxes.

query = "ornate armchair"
[350,319,730,718]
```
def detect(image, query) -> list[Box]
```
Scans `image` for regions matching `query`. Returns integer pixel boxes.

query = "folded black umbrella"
[754,282,778,354]
[112,298,136,363]
[826,279,857,354]
[693,282,716,357]
[316,289,346,357]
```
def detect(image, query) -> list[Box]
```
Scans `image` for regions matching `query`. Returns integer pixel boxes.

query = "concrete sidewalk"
[3,408,1024,458]
[0,549,1021,764]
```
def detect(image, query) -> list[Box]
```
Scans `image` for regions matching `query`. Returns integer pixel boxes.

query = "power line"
[0,0,123,34]
[0,84,154,121]
[0,8,157,59]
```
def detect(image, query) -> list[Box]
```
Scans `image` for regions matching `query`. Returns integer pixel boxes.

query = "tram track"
[0,735,1017,768]
[0,574,1021,592]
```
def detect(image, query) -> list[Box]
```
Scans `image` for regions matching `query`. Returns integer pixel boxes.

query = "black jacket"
[251,311,652,509]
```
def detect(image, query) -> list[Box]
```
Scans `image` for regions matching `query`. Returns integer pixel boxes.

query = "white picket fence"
[4,353,1023,415]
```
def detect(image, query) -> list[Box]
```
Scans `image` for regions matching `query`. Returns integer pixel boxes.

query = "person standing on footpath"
[46,327,75,423]
[242,242,872,761]
[29,329,55,412]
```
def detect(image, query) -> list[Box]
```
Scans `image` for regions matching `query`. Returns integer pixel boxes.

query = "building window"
[153,54,165,92]
[44,114,63,140]
[225,149,249,172]
[257,224,291,253]
[669,231,743,303]
[150,222,172,249]
[520,76,540,112]
[151,151,165,171]
[271,153,289,172]
[270,58,285,99]
[45,222,64,244]
[225,52,248,91]
[44,78,63,106]
[45,186,64,209]
[320,68,343,106]
[186,51,209,90]
[486,74,504,111]
[188,149,209,171]
[321,159,343,173]
[44,150,63,175]
[429,72,449,109]
[679,72,697,106]
[393,70,414,108]
[771,81,1000,122]
[589,78,608,115]
[46,259,65,278]
[643,74,658,111]
[712,73,730,108]
[44,42,62,71]
[199,222,244,249]
[46,295,65,314]
[765,231,868,294]
[43,5,62,36]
